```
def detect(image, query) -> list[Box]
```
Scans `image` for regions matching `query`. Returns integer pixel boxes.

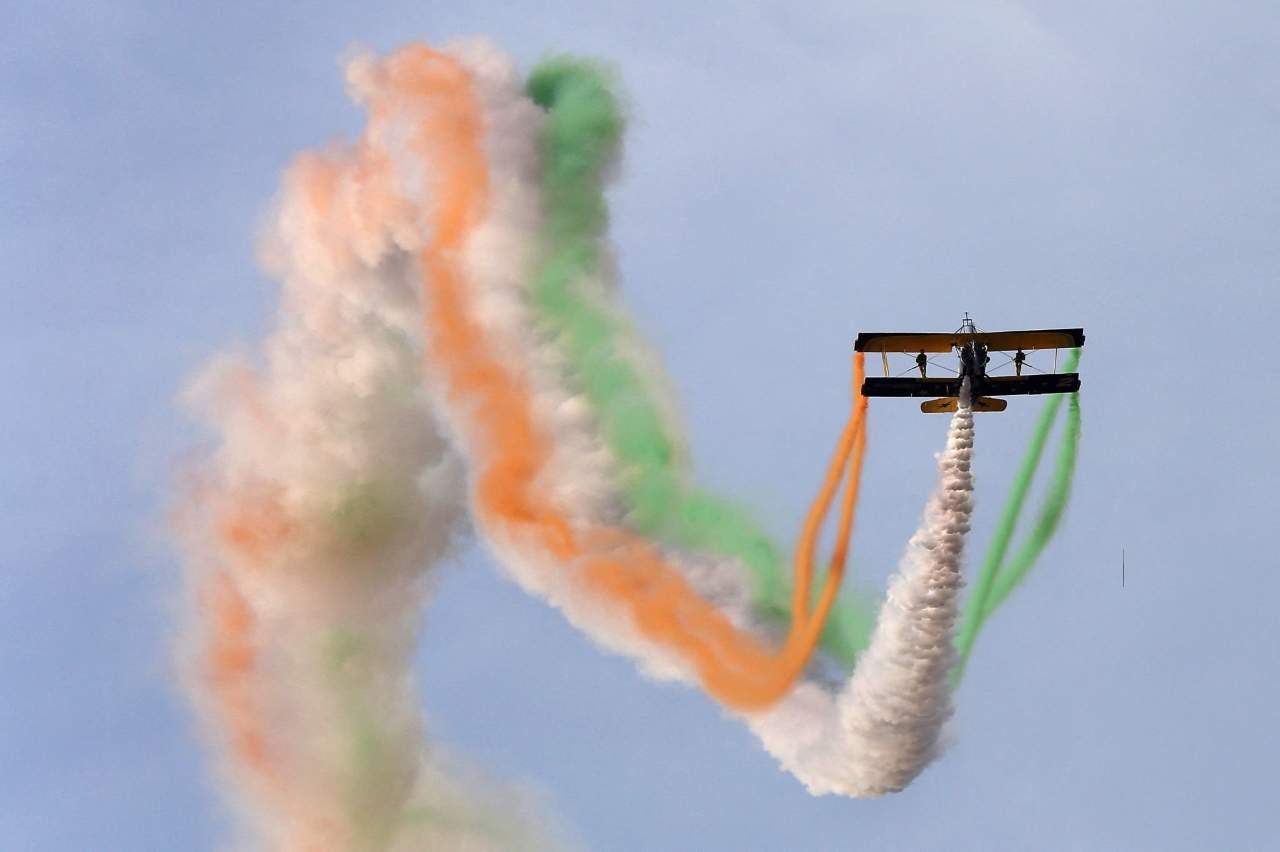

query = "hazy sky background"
[4,2,1278,849]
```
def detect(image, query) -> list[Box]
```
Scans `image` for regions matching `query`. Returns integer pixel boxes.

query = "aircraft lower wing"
[861,377,962,398]
[975,373,1080,396]
[861,373,1080,399]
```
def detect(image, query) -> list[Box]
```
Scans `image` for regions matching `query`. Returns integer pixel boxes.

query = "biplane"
[854,314,1084,413]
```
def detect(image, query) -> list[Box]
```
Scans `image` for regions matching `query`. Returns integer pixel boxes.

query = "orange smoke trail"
[401,48,870,710]
[792,354,867,628]
[200,489,337,850]
[204,570,272,782]
[202,570,332,851]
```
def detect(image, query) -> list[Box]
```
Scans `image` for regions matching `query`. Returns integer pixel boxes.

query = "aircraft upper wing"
[973,328,1085,351]
[854,328,1084,353]
[854,333,959,353]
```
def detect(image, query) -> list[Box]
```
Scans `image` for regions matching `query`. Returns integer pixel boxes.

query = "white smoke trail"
[414,44,975,796]
[433,47,973,785]
[748,384,974,796]
[176,44,560,851]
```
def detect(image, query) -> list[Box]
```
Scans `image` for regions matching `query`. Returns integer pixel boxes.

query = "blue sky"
[3,2,1277,849]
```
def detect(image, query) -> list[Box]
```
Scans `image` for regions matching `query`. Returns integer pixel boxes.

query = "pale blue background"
[4,2,1277,849]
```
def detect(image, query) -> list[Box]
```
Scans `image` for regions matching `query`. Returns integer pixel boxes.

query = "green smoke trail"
[982,391,1080,619]
[332,481,399,551]
[325,630,522,849]
[325,628,405,850]
[526,57,873,666]
[954,349,1082,675]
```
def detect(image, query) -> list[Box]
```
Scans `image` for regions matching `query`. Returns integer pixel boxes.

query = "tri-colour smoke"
[174,39,1080,850]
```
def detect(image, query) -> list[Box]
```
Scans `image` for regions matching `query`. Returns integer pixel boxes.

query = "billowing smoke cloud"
[175,42,558,852]
[379,42,965,789]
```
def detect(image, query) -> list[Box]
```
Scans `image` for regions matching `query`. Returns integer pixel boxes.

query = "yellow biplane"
[854,314,1084,413]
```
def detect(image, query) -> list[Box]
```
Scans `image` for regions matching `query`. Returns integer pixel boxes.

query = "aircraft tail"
[921,396,1007,414]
